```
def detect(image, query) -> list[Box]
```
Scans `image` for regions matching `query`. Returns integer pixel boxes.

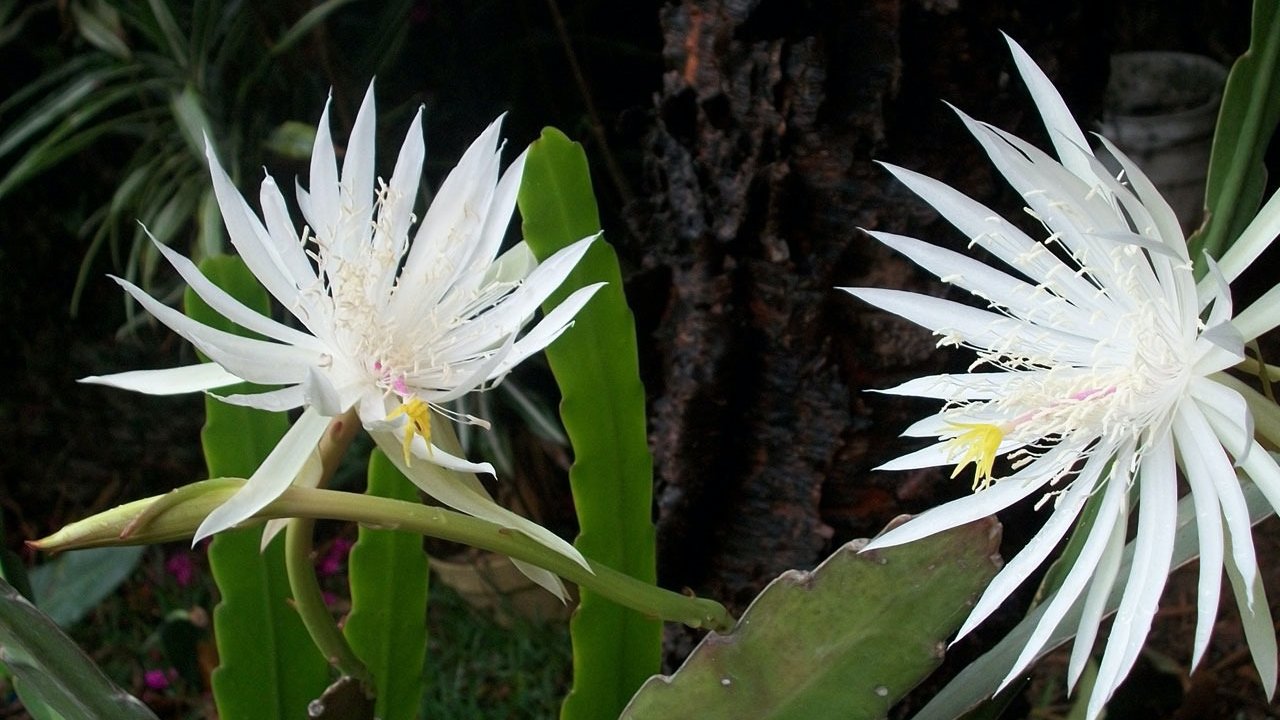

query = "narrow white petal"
[1224,529,1278,699]
[1199,392,1280,520]
[876,371,1044,401]
[873,440,954,472]
[486,241,538,285]
[1217,187,1280,284]
[441,236,599,360]
[206,144,304,311]
[472,147,528,269]
[427,330,519,404]
[373,107,426,265]
[307,95,341,240]
[81,363,243,395]
[212,384,306,412]
[1176,404,1259,601]
[153,238,323,350]
[968,451,1110,649]
[844,287,1096,362]
[260,450,324,550]
[865,230,1093,331]
[1232,283,1280,343]
[341,84,378,219]
[489,282,606,377]
[998,455,1127,688]
[864,444,1077,550]
[509,558,569,602]
[1093,135,1185,260]
[394,116,506,315]
[1088,432,1177,719]
[368,428,589,571]
[1067,490,1129,691]
[302,366,346,417]
[193,407,329,541]
[876,162,1104,311]
[1172,409,1227,668]
[1002,33,1094,183]
[112,276,320,385]
[258,176,323,295]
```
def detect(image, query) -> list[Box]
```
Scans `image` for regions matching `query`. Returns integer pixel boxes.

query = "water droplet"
[720,678,732,687]
[874,686,889,697]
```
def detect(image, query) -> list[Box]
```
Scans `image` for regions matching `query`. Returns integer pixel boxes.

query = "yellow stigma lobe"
[387,397,432,466]
[946,422,1005,490]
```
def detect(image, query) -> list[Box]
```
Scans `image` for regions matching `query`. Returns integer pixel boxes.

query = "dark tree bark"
[618,0,1114,665]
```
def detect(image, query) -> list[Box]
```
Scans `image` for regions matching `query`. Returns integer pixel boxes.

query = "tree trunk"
[619,0,1111,664]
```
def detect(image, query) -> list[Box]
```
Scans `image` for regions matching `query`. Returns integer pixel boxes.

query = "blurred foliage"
[0,0,415,315]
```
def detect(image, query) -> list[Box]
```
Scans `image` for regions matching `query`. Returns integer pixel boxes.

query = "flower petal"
[998,451,1127,688]
[193,407,329,542]
[966,448,1111,649]
[864,443,1078,550]
[80,363,243,395]
[112,276,321,385]
[368,428,589,572]
[1088,431,1176,718]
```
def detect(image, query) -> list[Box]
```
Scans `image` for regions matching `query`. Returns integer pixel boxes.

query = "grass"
[422,582,573,718]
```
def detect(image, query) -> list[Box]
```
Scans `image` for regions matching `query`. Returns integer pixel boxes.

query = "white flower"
[83,85,600,584]
[844,36,1280,718]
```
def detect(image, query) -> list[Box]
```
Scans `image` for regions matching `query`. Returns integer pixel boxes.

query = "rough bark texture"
[619,0,1112,666]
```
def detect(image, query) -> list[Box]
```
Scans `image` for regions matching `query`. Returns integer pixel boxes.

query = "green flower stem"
[281,410,374,688]
[267,487,734,632]
[33,473,735,634]
[285,516,375,689]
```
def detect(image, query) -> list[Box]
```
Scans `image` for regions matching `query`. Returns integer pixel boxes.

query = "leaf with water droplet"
[621,518,1003,720]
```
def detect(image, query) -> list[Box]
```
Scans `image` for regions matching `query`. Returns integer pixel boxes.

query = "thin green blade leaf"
[269,0,360,57]
[1190,0,1280,260]
[519,127,662,720]
[28,546,144,627]
[621,519,1004,720]
[343,448,429,720]
[186,255,331,719]
[0,577,158,720]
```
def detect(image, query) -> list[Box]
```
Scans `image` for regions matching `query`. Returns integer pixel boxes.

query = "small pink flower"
[165,552,196,588]
[144,669,170,690]
[318,537,354,577]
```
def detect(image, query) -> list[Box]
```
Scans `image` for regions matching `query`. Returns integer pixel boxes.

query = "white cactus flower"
[83,85,600,587]
[845,36,1280,718]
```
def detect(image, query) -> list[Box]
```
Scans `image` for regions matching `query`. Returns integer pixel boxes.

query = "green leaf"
[911,478,1277,720]
[170,84,212,159]
[343,449,429,720]
[269,0,360,57]
[1189,0,1280,261]
[518,127,661,720]
[185,256,331,719]
[0,577,158,720]
[146,0,189,68]
[28,546,144,627]
[620,519,1004,719]
[69,0,131,60]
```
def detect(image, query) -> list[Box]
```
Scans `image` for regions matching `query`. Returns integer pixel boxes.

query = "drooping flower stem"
[269,488,736,632]
[285,517,374,689]
[35,482,736,634]
[281,411,374,688]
